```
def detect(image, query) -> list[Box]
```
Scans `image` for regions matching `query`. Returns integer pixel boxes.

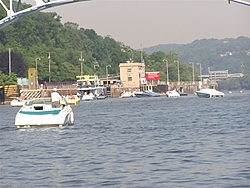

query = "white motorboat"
[10,99,27,107]
[81,92,95,101]
[134,91,161,98]
[96,93,108,100]
[166,90,180,98]
[120,91,135,98]
[76,75,105,101]
[196,89,224,98]
[15,98,74,128]
[178,90,188,96]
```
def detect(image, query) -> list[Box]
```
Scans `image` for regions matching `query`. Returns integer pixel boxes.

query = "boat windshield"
[25,98,52,106]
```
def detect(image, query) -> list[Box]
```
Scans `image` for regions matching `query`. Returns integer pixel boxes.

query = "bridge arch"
[0,0,90,29]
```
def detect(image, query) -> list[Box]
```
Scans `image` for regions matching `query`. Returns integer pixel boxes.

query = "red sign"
[146,72,160,81]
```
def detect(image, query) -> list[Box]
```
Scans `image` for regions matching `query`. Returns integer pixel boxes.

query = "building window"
[127,68,132,72]
[128,77,132,82]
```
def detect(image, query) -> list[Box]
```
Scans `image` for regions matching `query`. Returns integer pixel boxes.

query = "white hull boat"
[10,99,27,107]
[76,75,106,101]
[166,90,180,98]
[81,93,95,101]
[96,94,107,100]
[120,91,135,98]
[196,89,224,98]
[134,91,161,98]
[15,98,74,128]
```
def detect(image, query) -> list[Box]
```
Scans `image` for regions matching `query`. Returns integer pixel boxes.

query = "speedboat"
[66,95,80,105]
[15,98,74,128]
[166,90,180,98]
[76,75,106,101]
[96,93,108,100]
[10,99,27,107]
[120,91,135,98]
[134,91,161,98]
[178,90,188,96]
[196,89,224,98]
[81,92,95,101]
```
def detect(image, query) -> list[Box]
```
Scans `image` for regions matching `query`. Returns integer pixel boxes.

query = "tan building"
[119,61,145,88]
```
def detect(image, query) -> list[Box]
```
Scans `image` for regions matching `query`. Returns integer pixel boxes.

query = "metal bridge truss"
[227,0,250,6]
[0,0,248,30]
[0,0,90,29]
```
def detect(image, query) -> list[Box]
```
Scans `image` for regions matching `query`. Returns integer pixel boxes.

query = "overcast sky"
[43,0,250,49]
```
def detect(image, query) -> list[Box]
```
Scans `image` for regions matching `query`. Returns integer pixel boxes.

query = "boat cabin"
[76,75,102,88]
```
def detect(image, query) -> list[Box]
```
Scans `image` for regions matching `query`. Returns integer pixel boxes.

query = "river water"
[0,91,249,188]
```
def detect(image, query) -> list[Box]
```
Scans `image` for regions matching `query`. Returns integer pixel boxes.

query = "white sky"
[43,0,250,49]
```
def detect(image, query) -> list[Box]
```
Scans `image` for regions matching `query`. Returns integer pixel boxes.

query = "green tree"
[0,71,17,85]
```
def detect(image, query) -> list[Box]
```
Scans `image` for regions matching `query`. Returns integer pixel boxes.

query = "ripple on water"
[0,92,250,187]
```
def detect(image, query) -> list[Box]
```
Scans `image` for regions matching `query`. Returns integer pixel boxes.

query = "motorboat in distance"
[66,95,80,105]
[166,90,180,98]
[120,91,135,98]
[196,89,224,98]
[177,90,188,96]
[76,75,106,101]
[10,99,27,107]
[134,91,161,98]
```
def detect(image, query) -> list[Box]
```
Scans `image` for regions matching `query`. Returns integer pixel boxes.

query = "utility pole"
[189,62,195,84]
[174,60,180,85]
[106,65,111,86]
[140,44,143,63]
[8,48,11,74]
[35,57,40,89]
[197,63,202,81]
[79,51,84,75]
[48,52,51,83]
[93,58,99,76]
[163,59,169,85]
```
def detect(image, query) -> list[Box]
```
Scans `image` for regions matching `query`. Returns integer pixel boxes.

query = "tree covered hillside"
[1,3,249,89]
[0,8,195,83]
[0,10,143,82]
[143,37,250,75]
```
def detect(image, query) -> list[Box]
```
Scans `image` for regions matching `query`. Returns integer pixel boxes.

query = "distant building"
[119,60,145,88]
[207,69,244,82]
[209,70,229,81]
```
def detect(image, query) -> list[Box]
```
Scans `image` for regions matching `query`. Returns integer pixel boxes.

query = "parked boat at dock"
[76,75,106,101]
[15,97,74,128]
[96,93,108,100]
[10,94,27,107]
[120,91,135,98]
[178,90,188,96]
[134,91,161,98]
[166,89,180,98]
[10,99,27,107]
[66,95,80,105]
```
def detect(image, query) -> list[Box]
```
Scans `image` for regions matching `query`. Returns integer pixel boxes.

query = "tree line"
[144,37,250,75]
[0,9,195,84]
[0,5,249,89]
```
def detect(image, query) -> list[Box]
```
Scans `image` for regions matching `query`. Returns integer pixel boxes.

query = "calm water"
[0,91,249,188]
